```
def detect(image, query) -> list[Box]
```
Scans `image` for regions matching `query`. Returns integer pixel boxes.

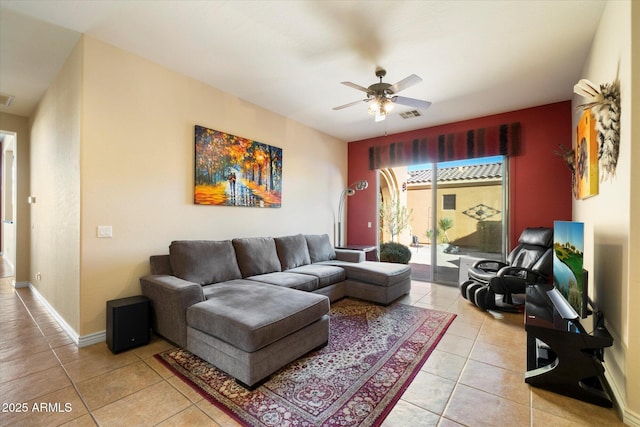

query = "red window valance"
[368,122,520,170]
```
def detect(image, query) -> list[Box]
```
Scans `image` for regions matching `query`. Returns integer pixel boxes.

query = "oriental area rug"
[155,298,456,427]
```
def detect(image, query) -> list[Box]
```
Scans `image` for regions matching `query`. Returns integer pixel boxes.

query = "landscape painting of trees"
[194,125,282,207]
[553,221,585,316]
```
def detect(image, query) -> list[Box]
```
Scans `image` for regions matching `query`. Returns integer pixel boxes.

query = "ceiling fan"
[333,67,432,122]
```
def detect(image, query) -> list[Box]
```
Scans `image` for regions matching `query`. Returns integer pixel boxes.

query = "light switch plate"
[97,225,113,238]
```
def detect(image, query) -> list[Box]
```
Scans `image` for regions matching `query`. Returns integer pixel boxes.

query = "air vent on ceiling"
[0,93,15,107]
[400,110,422,119]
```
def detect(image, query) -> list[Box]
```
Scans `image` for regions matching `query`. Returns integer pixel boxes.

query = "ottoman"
[321,260,412,305]
[186,281,330,388]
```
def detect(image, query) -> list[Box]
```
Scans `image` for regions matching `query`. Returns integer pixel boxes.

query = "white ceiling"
[0,1,606,142]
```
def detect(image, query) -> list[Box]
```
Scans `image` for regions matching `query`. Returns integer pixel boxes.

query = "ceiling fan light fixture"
[381,98,394,113]
[368,96,393,118]
[335,68,430,121]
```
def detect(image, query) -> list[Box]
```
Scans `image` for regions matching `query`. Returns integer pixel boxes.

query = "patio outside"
[408,242,501,285]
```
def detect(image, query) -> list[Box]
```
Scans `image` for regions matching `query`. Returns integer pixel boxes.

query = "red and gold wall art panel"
[575,111,598,200]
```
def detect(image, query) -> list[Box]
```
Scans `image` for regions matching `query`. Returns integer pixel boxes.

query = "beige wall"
[573,0,639,421]
[70,37,344,336]
[26,35,346,338]
[631,2,640,421]
[0,113,30,284]
[29,39,83,332]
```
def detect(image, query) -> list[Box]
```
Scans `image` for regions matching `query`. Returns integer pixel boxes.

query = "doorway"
[1,131,17,277]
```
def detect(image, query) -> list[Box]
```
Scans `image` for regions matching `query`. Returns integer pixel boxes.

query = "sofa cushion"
[187,282,329,353]
[320,260,411,287]
[150,254,173,275]
[201,279,262,300]
[247,272,319,292]
[233,237,282,277]
[274,234,311,270]
[169,240,242,285]
[287,264,346,288]
[305,234,336,263]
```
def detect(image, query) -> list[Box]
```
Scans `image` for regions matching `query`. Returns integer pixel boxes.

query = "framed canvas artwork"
[194,125,282,207]
[575,110,598,199]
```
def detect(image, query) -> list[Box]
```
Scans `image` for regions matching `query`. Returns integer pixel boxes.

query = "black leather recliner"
[460,227,553,311]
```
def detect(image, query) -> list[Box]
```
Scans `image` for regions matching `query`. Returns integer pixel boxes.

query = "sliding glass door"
[404,156,508,285]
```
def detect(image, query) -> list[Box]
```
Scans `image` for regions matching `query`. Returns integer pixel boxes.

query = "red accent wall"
[347,101,573,250]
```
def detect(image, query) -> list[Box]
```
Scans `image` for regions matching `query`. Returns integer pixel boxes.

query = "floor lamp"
[337,180,368,247]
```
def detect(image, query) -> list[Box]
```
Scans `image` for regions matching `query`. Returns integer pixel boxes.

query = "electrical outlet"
[367,222,372,228]
[36,272,42,281]
[97,226,113,238]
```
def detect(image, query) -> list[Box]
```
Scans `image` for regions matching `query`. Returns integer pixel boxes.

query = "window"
[443,194,456,210]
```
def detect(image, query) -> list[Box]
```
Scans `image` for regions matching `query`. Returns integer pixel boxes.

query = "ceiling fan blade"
[392,96,432,110]
[389,74,423,93]
[332,99,368,110]
[341,81,371,93]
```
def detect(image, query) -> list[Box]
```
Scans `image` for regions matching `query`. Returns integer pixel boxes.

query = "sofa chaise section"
[187,281,329,388]
[140,239,245,348]
[322,259,412,305]
[303,234,412,305]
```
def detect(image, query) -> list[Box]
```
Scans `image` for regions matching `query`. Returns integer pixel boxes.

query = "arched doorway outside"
[379,166,432,282]
[378,166,413,245]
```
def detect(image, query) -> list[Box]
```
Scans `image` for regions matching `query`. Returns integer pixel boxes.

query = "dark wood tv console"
[524,284,613,407]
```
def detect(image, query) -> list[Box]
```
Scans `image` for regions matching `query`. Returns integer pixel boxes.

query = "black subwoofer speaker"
[106,295,150,354]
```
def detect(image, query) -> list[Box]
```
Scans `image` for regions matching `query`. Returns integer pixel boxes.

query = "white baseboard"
[604,369,640,426]
[78,330,107,348]
[624,410,640,427]
[24,282,106,348]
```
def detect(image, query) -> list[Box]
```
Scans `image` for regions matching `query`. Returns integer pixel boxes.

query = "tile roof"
[407,162,502,184]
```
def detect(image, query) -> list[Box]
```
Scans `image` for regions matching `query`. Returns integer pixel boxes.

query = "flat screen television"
[553,221,589,318]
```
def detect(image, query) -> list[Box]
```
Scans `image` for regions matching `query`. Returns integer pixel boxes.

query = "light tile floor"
[0,277,624,426]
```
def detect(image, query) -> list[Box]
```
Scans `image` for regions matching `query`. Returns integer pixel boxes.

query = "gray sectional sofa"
[140,233,411,388]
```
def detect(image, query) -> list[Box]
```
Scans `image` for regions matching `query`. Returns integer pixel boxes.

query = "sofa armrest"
[472,259,509,272]
[334,249,365,263]
[139,274,204,348]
